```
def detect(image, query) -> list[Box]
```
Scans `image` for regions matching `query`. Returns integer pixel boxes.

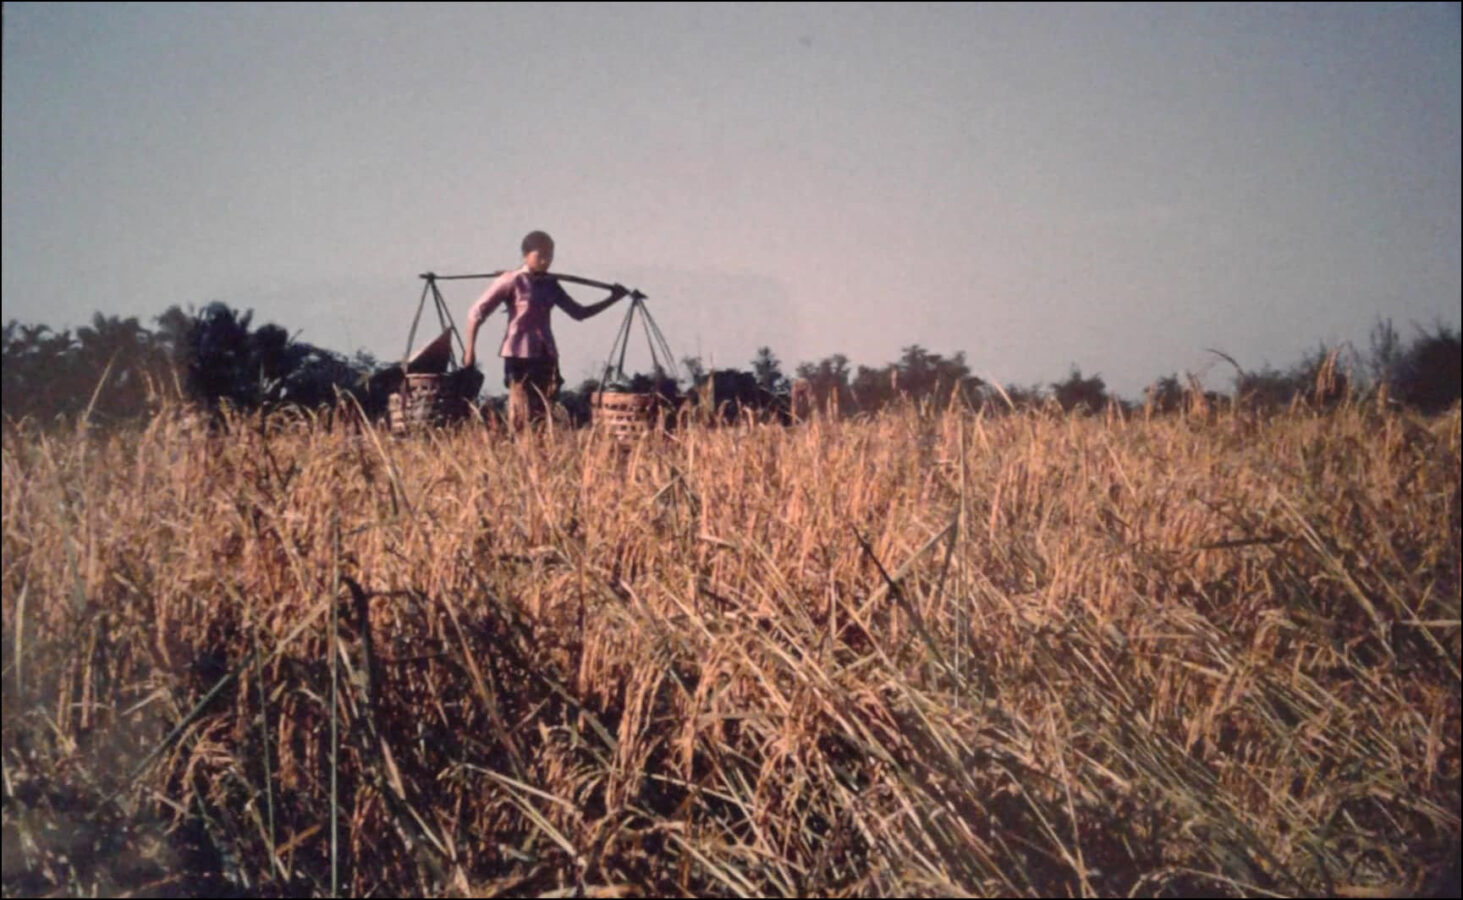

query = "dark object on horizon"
[356,364,405,421]
[443,365,484,400]
[365,364,405,398]
[1392,328,1461,414]
[692,369,790,424]
[622,371,678,398]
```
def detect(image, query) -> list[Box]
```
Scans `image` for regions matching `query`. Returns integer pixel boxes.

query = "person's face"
[525,244,554,274]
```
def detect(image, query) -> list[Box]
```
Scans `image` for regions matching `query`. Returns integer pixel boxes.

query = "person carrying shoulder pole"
[462,230,628,430]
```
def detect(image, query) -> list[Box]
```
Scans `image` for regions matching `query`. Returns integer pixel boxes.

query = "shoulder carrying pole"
[434,270,647,302]
[410,269,665,387]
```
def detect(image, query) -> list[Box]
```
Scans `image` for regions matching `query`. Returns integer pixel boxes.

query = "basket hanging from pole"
[591,296,679,441]
[388,274,481,433]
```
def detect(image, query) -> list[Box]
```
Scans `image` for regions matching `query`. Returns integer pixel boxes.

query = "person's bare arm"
[555,283,628,321]
[462,280,510,367]
[463,316,484,368]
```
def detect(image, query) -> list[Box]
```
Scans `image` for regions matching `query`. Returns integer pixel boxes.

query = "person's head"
[521,231,555,274]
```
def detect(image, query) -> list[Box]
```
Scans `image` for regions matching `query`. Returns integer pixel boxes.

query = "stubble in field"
[2,399,1459,897]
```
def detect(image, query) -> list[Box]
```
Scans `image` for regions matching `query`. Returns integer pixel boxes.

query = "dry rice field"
[2,397,1459,897]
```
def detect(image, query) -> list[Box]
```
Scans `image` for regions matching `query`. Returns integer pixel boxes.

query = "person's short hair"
[521,231,555,256]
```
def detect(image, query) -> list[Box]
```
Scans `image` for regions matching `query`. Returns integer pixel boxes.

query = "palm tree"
[751,346,787,394]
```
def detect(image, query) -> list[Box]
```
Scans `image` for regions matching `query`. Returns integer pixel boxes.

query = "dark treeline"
[2,304,383,426]
[3,303,1459,427]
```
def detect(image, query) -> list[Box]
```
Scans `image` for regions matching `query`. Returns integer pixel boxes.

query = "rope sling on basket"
[386,273,483,432]
[592,292,681,441]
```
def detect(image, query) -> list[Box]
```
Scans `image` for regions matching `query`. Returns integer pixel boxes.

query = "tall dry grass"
[2,394,1459,897]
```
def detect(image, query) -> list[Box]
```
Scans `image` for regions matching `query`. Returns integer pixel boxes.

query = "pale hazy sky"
[3,2,1459,398]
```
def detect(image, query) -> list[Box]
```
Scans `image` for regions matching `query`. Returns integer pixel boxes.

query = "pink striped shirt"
[466,267,573,359]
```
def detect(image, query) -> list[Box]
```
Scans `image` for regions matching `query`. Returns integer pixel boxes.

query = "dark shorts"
[503,356,563,398]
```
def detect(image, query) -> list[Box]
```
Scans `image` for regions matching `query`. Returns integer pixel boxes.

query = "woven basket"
[591,391,666,441]
[388,373,472,433]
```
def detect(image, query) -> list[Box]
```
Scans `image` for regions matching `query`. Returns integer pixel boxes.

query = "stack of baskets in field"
[388,373,474,433]
[385,329,484,433]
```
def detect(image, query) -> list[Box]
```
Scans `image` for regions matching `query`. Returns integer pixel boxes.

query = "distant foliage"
[2,303,377,425]
[794,353,854,415]
[1049,366,1110,414]
[1143,374,1187,415]
[844,345,986,414]
[1,313,170,424]
[178,303,364,413]
[1376,320,1461,414]
[4,307,1459,428]
[1142,373,1224,418]
[751,345,789,395]
[1201,323,1459,416]
[1224,346,1350,413]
